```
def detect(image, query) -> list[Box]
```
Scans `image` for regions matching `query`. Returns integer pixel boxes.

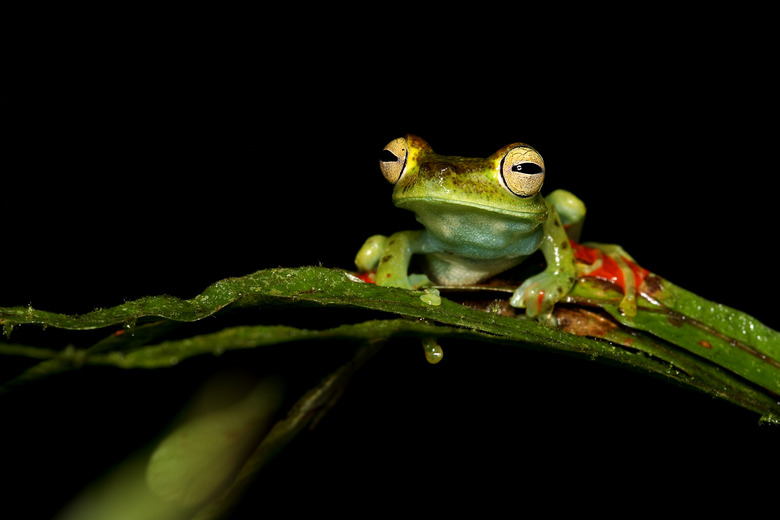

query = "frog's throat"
[398,198,547,258]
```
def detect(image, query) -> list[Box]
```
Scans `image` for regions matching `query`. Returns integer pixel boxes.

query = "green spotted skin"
[356,135,584,319]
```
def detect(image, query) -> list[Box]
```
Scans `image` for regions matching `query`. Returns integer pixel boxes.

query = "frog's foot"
[510,270,576,323]
[574,242,648,317]
[378,271,432,291]
[409,273,433,289]
[353,270,438,306]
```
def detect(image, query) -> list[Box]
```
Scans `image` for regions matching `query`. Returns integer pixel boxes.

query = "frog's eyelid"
[379,137,409,184]
[380,149,398,162]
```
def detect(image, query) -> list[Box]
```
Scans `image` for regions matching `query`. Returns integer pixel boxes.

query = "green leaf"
[2,266,779,422]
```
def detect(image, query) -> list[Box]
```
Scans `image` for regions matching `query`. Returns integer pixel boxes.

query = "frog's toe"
[619,293,637,317]
[510,277,541,314]
[355,235,388,272]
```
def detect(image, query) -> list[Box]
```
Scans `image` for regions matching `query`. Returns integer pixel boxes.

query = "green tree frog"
[355,135,588,320]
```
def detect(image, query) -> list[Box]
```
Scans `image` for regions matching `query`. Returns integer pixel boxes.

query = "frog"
[355,135,632,321]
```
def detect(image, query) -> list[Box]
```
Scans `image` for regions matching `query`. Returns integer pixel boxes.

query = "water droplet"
[123,319,137,336]
[2,321,15,339]
[421,337,443,364]
[420,288,441,306]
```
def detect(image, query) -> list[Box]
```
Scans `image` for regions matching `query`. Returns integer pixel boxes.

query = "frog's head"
[378,135,549,246]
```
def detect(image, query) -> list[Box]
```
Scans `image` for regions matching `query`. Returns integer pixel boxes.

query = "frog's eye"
[500,145,545,198]
[379,137,408,184]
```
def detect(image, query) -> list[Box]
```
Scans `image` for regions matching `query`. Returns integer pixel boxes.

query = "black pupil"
[380,149,399,163]
[512,162,543,174]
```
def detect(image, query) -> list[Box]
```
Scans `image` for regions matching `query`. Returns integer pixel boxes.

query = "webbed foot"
[510,269,576,323]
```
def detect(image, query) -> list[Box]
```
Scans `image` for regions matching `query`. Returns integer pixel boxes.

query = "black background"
[3,20,777,518]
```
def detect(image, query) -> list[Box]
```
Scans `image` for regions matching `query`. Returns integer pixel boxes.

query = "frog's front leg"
[356,231,441,364]
[543,190,641,317]
[546,189,586,242]
[355,230,429,290]
[510,201,577,321]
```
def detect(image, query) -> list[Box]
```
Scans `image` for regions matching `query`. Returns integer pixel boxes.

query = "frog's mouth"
[396,197,548,224]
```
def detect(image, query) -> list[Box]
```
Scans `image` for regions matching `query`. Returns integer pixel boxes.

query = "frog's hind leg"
[546,189,586,243]
[580,242,640,317]
[546,190,641,316]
